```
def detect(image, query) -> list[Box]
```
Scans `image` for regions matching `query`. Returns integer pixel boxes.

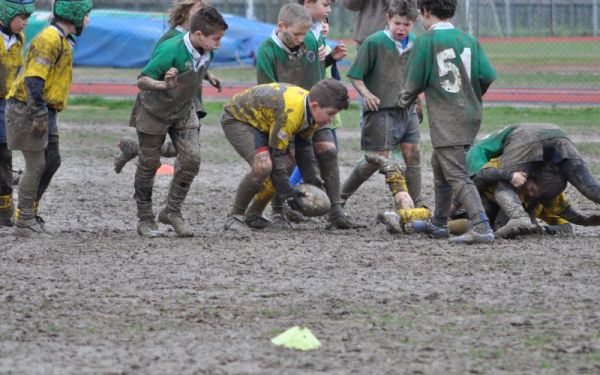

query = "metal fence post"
[594,0,599,37]
[505,0,512,37]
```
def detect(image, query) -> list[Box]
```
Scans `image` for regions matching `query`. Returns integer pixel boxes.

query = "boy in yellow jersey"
[6,0,92,237]
[0,0,34,226]
[221,79,350,232]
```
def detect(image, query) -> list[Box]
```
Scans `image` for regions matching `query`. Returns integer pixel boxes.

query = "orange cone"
[156,163,174,176]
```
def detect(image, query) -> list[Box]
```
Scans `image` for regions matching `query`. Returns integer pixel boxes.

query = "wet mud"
[1,121,599,374]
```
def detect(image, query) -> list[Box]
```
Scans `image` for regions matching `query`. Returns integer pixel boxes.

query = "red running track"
[71,82,600,105]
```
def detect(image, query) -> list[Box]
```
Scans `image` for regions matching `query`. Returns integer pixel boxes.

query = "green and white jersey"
[154,25,186,52]
[399,22,496,148]
[256,29,322,90]
[347,30,416,110]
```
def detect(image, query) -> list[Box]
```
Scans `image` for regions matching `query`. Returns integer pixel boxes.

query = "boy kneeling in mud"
[221,79,350,231]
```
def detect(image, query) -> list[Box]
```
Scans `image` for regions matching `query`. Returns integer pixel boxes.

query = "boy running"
[131,7,227,238]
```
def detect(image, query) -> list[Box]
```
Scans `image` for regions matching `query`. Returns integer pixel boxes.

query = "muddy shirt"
[223,83,317,151]
[467,124,518,176]
[256,32,321,90]
[9,25,74,111]
[342,0,390,44]
[498,123,581,169]
[0,31,25,99]
[138,33,209,122]
[347,30,415,110]
[398,23,496,148]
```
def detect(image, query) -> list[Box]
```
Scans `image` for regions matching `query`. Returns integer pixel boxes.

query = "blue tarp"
[25,9,275,68]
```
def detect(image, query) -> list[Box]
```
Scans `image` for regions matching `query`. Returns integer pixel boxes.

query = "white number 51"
[436,48,471,94]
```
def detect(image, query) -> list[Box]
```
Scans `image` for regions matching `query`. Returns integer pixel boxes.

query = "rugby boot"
[0,195,14,227]
[267,213,293,230]
[495,217,534,239]
[114,138,139,174]
[376,211,403,234]
[14,218,52,238]
[137,219,162,238]
[328,203,364,229]
[34,216,54,235]
[158,208,194,237]
[223,214,248,232]
[282,205,308,223]
[245,213,270,229]
[406,219,449,238]
[449,221,494,244]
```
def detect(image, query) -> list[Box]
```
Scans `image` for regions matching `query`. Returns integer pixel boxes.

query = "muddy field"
[1,120,599,374]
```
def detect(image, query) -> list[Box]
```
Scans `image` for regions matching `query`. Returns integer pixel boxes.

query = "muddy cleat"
[283,205,308,223]
[114,138,138,174]
[245,213,270,229]
[158,208,194,237]
[495,217,534,239]
[268,213,293,230]
[449,227,494,244]
[34,216,53,235]
[406,219,449,238]
[14,219,52,238]
[376,211,403,234]
[223,214,248,232]
[328,212,365,230]
[137,219,162,238]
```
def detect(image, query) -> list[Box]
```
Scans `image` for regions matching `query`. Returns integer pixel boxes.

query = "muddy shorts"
[221,111,269,164]
[361,108,419,151]
[5,99,58,152]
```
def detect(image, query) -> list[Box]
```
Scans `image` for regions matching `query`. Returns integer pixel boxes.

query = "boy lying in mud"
[380,123,600,238]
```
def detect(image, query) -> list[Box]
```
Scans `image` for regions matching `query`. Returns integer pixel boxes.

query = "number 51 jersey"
[398,23,496,148]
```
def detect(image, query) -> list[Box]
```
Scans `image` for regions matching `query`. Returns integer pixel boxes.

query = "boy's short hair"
[388,0,419,21]
[308,79,350,111]
[529,164,568,203]
[168,0,208,28]
[190,6,228,35]
[278,3,312,28]
[417,0,457,20]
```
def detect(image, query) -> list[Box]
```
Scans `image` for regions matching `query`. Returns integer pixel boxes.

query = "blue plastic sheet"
[25,9,275,68]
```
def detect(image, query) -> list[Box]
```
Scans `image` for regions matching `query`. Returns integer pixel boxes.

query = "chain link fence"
[32,0,600,99]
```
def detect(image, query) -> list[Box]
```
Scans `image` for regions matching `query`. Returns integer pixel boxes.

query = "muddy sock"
[456,184,490,232]
[341,157,377,202]
[317,147,342,206]
[432,184,453,227]
[17,150,46,224]
[165,169,197,213]
[494,182,528,219]
[233,173,264,216]
[36,140,61,201]
[246,179,275,216]
[160,141,178,158]
[405,164,423,207]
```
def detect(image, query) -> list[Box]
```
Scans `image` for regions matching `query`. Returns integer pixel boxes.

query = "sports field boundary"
[71,82,600,106]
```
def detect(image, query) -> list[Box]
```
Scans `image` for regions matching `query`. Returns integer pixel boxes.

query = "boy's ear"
[308,100,320,113]
[277,21,286,32]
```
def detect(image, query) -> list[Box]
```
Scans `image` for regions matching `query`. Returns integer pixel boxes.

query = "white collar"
[384,29,412,55]
[310,21,322,39]
[271,29,305,57]
[1,30,18,52]
[430,22,455,30]
[175,25,187,33]
[183,32,210,71]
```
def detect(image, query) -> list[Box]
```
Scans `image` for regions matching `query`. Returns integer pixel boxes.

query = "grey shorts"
[6,99,58,152]
[221,111,269,165]
[361,108,420,151]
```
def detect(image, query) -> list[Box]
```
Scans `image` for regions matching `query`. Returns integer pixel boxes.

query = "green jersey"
[347,30,416,110]
[399,23,496,148]
[256,29,325,90]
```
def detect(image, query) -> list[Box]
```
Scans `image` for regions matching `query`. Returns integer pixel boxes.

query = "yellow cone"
[271,326,321,351]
